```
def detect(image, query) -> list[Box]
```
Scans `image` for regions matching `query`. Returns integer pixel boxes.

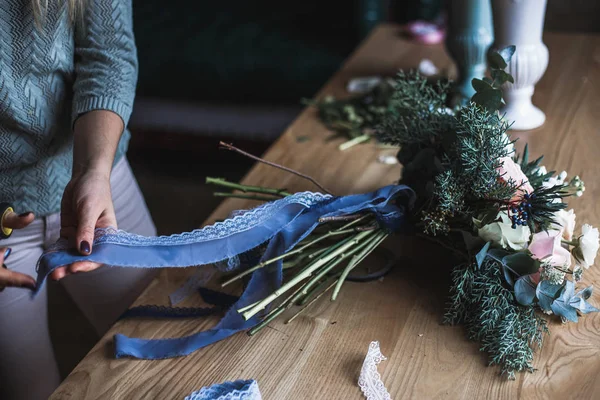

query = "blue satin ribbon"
[36,185,414,359]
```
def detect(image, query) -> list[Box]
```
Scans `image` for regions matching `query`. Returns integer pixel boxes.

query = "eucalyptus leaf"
[514,276,536,305]
[570,286,599,314]
[550,281,578,322]
[476,242,491,269]
[502,265,515,287]
[498,45,516,65]
[487,248,510,262]
[491,69,514,85]
[472,78,492,92]
[551,300,578,322]
[502,252,540,276]
[472,87,503,112]
[536,280,563,312]
[488,51,507,70]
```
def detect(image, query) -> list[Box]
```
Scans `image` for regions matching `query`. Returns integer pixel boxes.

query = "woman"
[0,0,156,398]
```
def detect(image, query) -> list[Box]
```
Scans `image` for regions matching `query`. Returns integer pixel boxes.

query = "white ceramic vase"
[491,0,549,130]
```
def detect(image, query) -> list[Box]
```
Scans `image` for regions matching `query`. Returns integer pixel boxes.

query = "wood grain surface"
[51,25,600,400]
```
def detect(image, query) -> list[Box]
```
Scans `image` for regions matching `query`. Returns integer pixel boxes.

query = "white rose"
[574,224,600,269]
[478,212,531,250]
[550,209,576,241]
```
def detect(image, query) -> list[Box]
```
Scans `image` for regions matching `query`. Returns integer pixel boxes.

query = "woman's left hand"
[51,168,116,281]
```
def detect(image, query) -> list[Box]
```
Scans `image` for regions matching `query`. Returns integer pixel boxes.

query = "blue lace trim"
[185,379,261,400]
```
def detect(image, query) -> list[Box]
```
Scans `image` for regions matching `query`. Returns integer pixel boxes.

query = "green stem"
[213,192,278,202]
[285,279,339,324]
[288,230,380,305]
[247,307,286,336]
[338,134,371,151]
[297,273,341,306]
[331,232,389,301]
[221,228,362,287]
[206,177,292,197]
[561,239,579,247]
[242,230,374,320]
[246,282,307,336]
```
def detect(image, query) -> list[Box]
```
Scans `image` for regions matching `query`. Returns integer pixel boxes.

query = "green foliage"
[305,80,394,141]
[471,46,516,113]
[378,78,516,234]
[376,71,454,147]
[444,259,548,379]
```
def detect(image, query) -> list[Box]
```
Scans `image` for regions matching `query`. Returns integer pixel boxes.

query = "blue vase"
[445,0,494,101]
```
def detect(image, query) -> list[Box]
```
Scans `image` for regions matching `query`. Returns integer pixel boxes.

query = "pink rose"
[528,229,571,268]
[497,157,534,201]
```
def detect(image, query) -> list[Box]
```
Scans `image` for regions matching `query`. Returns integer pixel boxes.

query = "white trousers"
[0,157,157,400]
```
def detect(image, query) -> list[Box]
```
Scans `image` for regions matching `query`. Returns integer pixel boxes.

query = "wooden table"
[52,25,600,399]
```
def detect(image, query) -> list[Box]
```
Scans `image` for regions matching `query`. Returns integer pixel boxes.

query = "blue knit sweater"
[0,0,137,216]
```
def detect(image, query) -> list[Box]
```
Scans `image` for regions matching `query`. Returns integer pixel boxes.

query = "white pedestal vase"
[491,0,549,130]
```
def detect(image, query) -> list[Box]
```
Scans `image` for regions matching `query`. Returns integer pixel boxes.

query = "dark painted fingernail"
[18,212,32,217]
[22,282,36,290]
[2,263,7,269]
[80,241,91,254]
[3,248,11,259]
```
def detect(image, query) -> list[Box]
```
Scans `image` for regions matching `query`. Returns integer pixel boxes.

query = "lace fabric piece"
[44,192,331,254]
[185,380,262,400]
[358,341,392,400]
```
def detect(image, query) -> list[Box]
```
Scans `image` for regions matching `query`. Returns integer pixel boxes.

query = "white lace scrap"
[184,379,262,400]
[358,341,392,400]
[45,192,331,253]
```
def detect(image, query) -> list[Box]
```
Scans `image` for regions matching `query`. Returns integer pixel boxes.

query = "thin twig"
[219,141,333,194]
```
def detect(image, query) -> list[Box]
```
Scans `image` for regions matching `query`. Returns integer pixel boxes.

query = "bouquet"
[209,47,598,379]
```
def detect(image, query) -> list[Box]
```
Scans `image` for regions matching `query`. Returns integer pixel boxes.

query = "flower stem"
[241,230,374,320]
[206,177,291,197]
[331,232,389,301]
[287,230,380,305]
[338,134,371,151]
[212,192,279,202]
[221,227,365,287]
[285,280,339,324]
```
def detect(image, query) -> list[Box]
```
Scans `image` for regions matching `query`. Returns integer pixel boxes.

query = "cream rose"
[573,224,600,269]
[478,212,530,251]
[550,209,576,241]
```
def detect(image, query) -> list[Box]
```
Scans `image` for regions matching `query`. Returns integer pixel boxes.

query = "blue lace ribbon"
[36,185,414,359]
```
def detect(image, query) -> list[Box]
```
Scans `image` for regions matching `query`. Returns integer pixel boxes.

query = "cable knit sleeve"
[72,0,138,128]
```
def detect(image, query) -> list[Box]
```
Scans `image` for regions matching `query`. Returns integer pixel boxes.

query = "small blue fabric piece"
[36,185,414,359]
[185,379,261,400]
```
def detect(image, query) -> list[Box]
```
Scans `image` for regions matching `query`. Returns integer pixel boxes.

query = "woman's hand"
[51,110,124,281]
[0,211,36,290]
[51,169,117,281]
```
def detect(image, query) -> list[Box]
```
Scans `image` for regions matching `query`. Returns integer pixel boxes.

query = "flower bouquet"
[207,47,598,379]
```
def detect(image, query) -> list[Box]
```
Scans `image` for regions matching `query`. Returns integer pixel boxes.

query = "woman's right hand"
[0,211,36,291]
